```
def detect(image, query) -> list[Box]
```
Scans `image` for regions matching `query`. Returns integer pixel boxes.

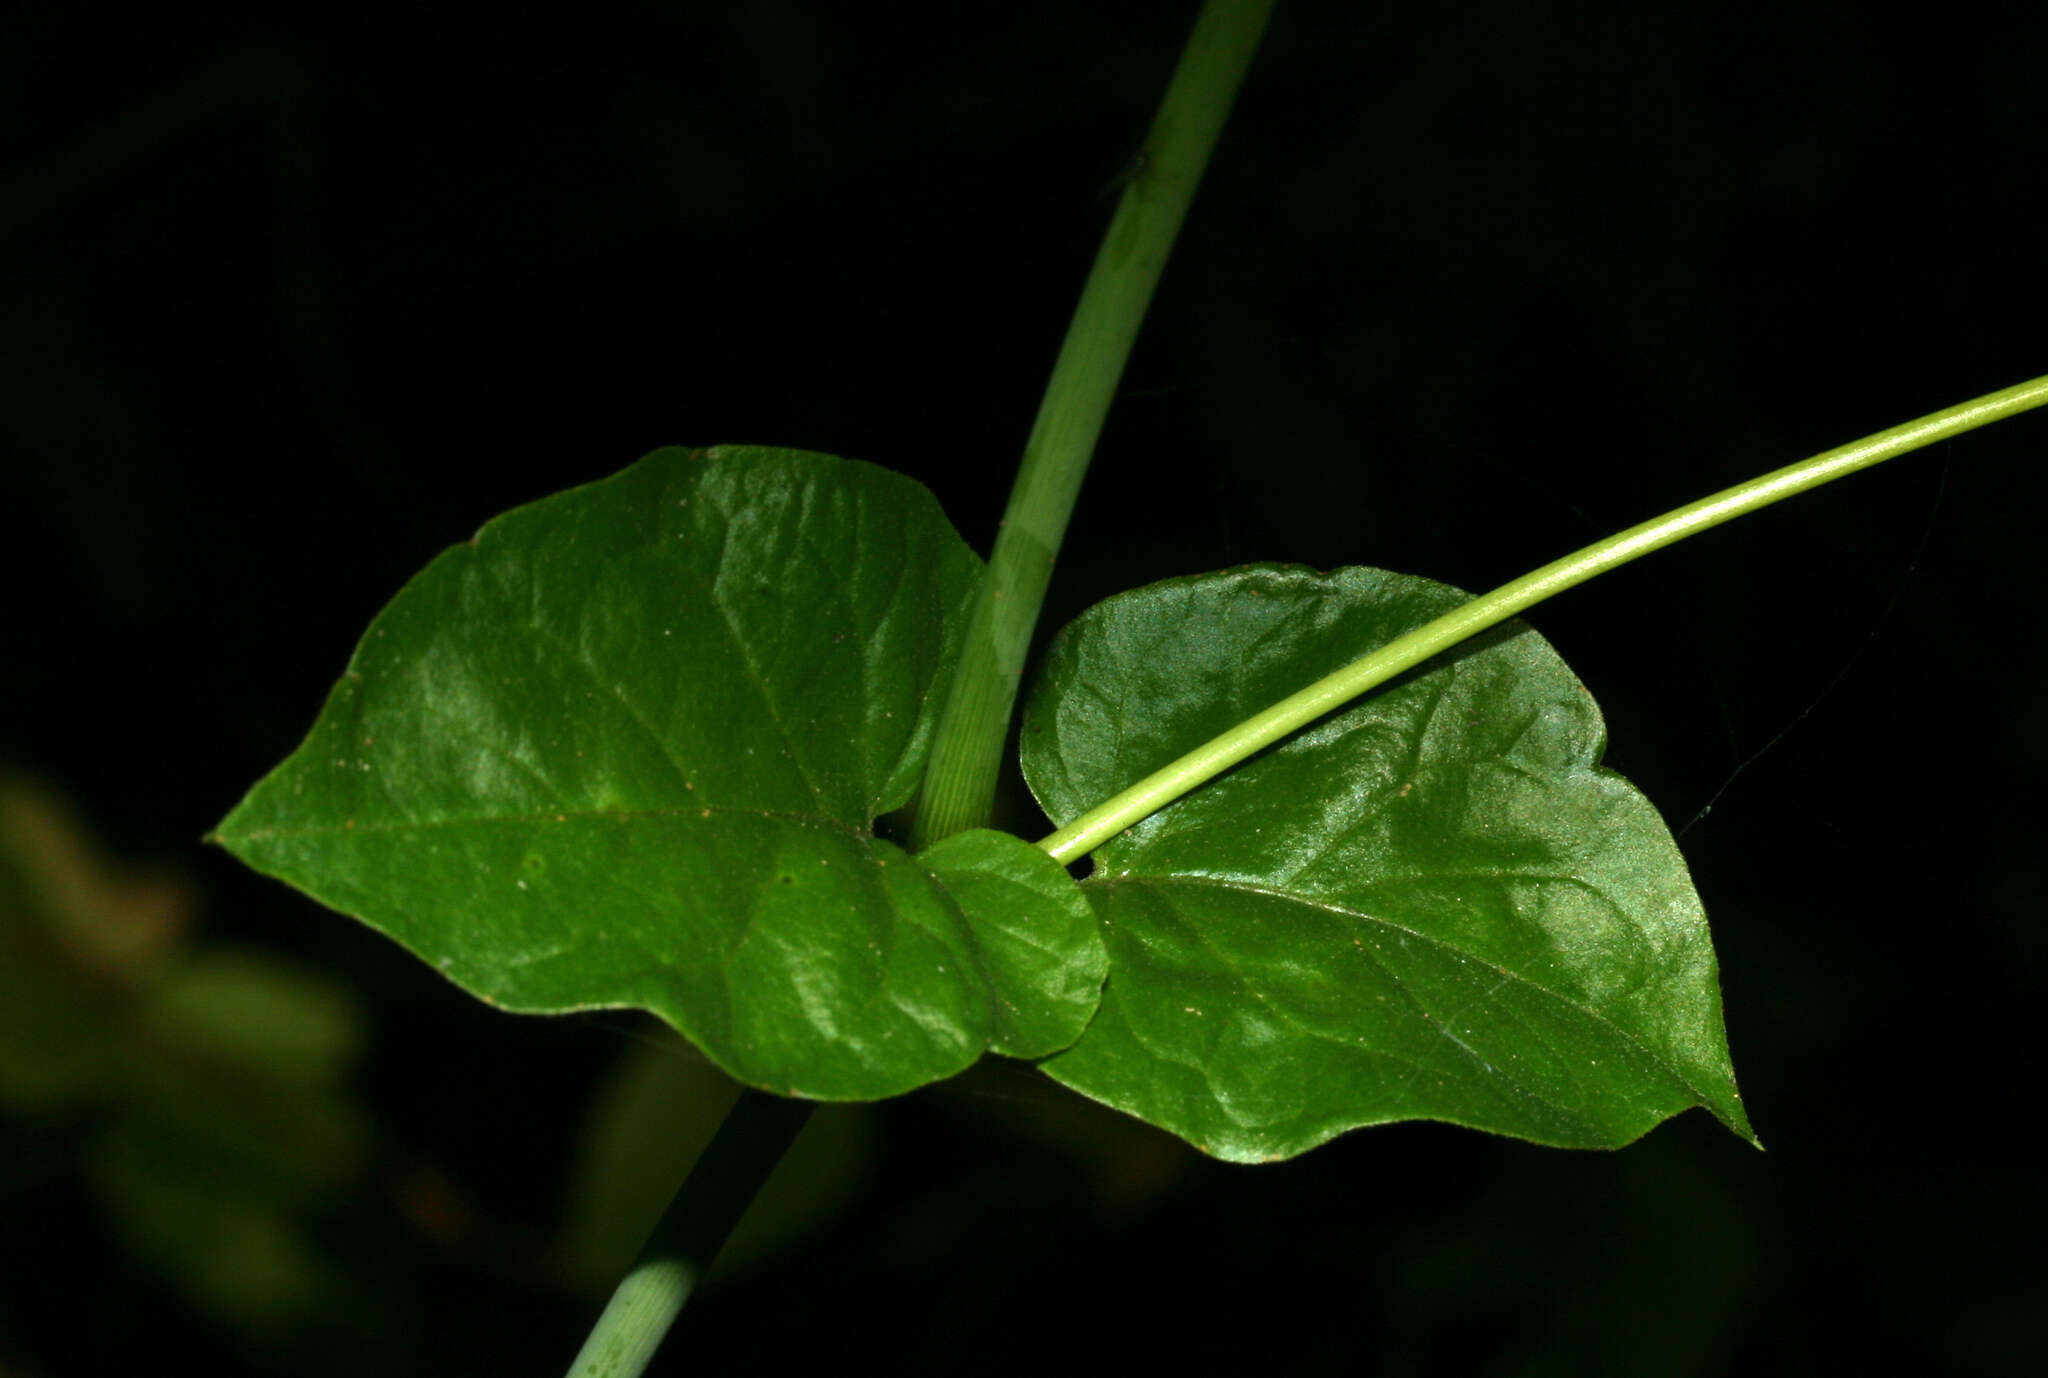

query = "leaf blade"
[216,446,1079,1099]
[915,829,1105,1060]
[1020,564,1752,1158]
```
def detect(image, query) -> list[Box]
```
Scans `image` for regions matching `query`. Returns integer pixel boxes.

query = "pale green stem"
[910,0,1279,848]
[1038,372,2048,866]
[563,1090,812,1378]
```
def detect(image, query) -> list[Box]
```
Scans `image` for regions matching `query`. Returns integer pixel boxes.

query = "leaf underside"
[214,448,1103,1100]
[1020,565,1754,1162]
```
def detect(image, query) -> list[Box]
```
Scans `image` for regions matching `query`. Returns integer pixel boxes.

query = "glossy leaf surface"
[215,448,1102,1100]
[1021,565,1753,1160]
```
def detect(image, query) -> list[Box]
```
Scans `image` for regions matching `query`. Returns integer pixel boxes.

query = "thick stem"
[562,8,1279,1375]
[1037,372,2048,865]
[563,1090,814,1378]
[909,0,1279,848]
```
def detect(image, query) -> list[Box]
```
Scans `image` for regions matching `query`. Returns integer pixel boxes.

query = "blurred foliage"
[0,776,366,1343]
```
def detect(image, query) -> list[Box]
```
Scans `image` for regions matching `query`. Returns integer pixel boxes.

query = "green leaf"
[915,829,1103,1059]
[1020,564,1753,1161]
[215,447,1100,1100]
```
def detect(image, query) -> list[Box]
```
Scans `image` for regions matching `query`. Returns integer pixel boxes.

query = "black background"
[4,1,2045,1373]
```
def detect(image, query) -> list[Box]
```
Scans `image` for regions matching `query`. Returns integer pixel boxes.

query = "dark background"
[4,1,2044,1373]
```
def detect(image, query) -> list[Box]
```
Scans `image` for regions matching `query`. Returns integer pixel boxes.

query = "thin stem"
[563,1090,813,1378]
[909,0,1279,848]
[1038,372,2048,866]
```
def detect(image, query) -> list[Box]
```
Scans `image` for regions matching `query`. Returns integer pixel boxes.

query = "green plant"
[201,3,2048,1373]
